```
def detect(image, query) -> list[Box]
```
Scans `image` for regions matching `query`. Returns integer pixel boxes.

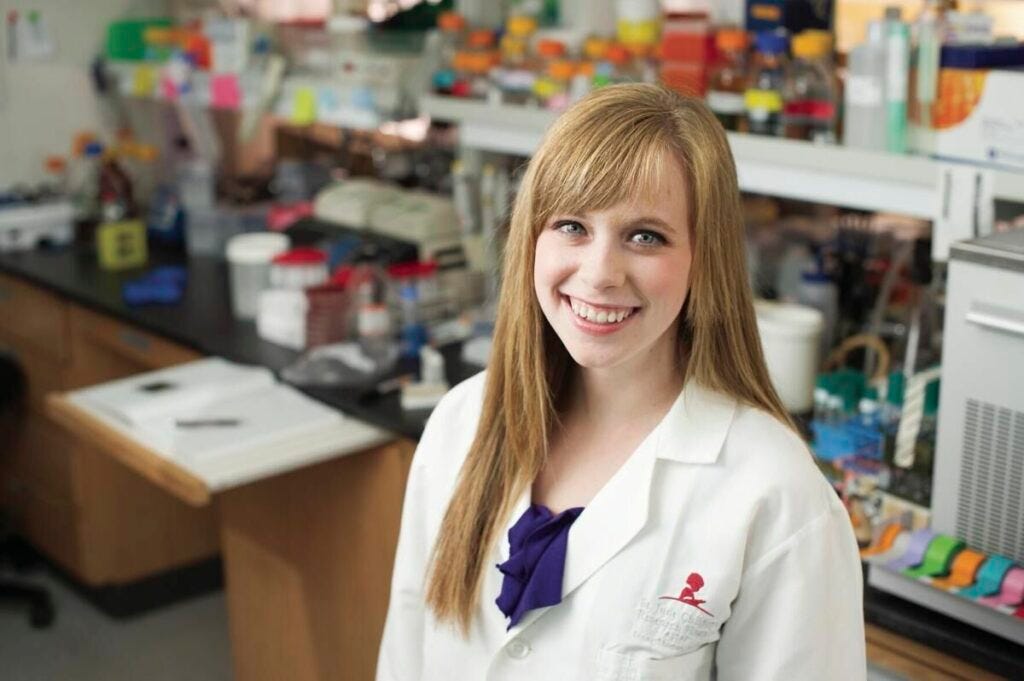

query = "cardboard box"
[932,68,1024,171]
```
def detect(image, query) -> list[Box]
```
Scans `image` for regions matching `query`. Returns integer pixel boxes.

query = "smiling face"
[533,150,692,379]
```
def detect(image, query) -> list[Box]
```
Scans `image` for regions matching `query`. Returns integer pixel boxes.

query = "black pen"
[175,419,241,428]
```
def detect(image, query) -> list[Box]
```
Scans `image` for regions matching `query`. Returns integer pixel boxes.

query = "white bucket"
[226,232,290,319]
[755,300,824,413]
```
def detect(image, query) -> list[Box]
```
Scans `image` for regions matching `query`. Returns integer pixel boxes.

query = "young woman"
[378,83,865,680]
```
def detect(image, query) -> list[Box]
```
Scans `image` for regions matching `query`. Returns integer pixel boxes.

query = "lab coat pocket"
[596,646,711,681]
[631,597,722,655]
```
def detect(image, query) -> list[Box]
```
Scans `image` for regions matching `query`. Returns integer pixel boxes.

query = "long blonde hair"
[425,83,793,633]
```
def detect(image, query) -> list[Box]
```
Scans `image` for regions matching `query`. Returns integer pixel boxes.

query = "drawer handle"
[966,302,1024,339]
[118,329,152,353]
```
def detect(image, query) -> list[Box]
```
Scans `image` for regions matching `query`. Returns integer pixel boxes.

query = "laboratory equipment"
[706,28,749,132]
[97,219,148,270]
[869,229,1024,646]
[0,199,73,252]
[754,300,824,413]
[783,30,837,143]
[269,248,329,290]
[744,31,788,137]
[226,232,290,319]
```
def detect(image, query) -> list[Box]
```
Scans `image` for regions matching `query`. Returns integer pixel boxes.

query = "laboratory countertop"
[1,244,1021,678]
[0,243,476,441]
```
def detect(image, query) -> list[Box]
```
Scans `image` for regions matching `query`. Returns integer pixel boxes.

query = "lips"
[561,294,640,332]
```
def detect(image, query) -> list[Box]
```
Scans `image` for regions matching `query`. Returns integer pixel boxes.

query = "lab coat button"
[506,639,531,659]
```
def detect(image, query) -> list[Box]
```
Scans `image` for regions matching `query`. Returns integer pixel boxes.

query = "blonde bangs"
[528,105,679,231]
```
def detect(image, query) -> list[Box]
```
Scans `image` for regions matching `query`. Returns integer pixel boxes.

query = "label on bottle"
[887,33,909,103]
[846,75,883,107]
[783,100,836,121]
[744,89,782,114]
[706,90,745,114]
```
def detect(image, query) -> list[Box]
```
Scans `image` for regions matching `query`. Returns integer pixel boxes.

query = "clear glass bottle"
[707,27,750,131]
[437,11,466,70]
[843,20,887,150]
[783,30,838,143]
[501,14,536,69]
[744,31,789,137]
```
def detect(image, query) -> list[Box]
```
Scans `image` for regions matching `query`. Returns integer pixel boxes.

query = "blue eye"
[631,230,666,247]
[555,220,586,236]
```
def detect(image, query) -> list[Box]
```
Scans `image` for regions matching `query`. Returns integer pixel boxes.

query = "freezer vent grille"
[955,399,1024,562]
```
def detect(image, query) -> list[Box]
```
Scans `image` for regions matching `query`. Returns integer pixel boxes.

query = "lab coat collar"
[499,380,736,643]
[655,379,738,464]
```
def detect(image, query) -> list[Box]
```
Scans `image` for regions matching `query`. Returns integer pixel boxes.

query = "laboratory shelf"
[420,94,1024,220]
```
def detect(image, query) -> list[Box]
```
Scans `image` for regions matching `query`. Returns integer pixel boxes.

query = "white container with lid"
[755,300,824,413]
[226,232,290,319]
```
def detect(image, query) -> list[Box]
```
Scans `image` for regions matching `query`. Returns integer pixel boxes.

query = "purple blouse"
[495,503,584,629]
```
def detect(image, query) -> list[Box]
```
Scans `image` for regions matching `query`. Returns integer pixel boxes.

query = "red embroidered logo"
[659,572,713,616]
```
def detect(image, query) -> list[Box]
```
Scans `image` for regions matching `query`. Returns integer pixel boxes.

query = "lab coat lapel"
[561,427,659,600]
[498,381,736,644]
[560,381,735,603]
[501,424,661,645]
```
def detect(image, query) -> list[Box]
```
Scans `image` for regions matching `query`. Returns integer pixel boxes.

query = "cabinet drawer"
[0,272,69,362]
[3,412,75,503]
[0,331,66,415]
[68,305,200,384]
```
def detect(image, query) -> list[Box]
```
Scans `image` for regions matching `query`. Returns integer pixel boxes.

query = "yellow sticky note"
[291,87,317,125]
[132,65,156,97]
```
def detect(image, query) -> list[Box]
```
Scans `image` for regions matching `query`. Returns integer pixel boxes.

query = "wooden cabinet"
[0,274,220,587]
[0,272,70,363]
[866,624,1004,680]
[220,438,415,681]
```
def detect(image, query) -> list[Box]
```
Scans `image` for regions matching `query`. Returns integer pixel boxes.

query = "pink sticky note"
[160,77,178,101]
[210,73,241,109]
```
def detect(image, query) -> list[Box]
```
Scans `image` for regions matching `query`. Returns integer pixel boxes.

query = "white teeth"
[567,297,634,325]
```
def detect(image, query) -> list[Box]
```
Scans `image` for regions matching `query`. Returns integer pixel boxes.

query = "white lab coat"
[378,372,866,681]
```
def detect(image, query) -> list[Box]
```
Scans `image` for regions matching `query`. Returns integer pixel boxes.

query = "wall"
[0,0,168,186]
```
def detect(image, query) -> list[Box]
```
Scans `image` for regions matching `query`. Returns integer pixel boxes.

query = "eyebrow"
[554,212,681,235]
[621,216,677,234]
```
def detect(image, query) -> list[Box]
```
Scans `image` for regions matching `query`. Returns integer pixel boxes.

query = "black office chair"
[0,352,55,628]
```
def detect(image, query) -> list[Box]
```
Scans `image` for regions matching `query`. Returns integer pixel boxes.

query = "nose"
[578,237,627,290]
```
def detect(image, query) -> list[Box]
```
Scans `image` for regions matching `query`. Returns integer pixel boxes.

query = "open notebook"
[66,357,389,490]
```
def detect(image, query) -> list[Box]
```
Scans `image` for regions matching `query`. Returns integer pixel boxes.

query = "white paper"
[933,162,995,261]
[10,12,55,62]
[65,357,390,491]
[73,357,275,427]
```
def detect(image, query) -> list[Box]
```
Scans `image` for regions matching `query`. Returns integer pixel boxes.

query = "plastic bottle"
[912,0,953,135]
[858,392,881,430]
[541,59,575,110]
[744,31,788,137]
[783,30,838,143]
[884,7,910,153]
[706,28,749,132]
[604,43,633,84]
[43,156,68,198]
[616,0,661,51]
[357,303,395,368]
[98,151,136,221]
[437,11,466,70]
[844,20,887,151]
[501,14,536,68]
[68,141,105,222]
